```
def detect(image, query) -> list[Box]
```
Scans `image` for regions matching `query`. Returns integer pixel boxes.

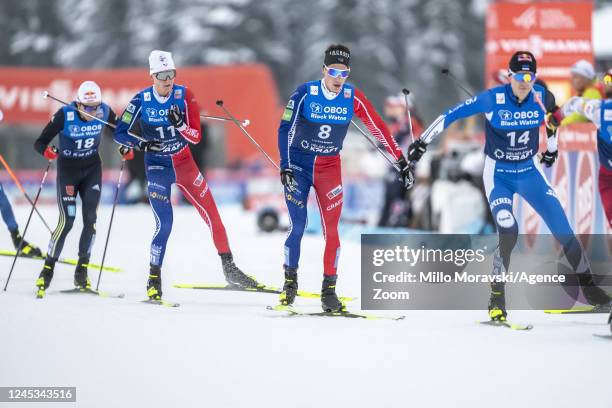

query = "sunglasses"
[512,72,536,83]
[154,70,176,81]
[325,65,350,79]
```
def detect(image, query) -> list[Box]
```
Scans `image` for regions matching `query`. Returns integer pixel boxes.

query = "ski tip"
[593,333,612,340]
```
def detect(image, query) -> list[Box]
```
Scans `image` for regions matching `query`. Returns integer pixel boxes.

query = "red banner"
[0,65,282,163]
[486,1,593,101]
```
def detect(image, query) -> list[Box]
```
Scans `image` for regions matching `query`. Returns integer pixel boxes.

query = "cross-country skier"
[277,44,413,312]
[560,71,612,227]
[34,81,117,297]
[0,109,42,257]
[113,50,259,301]
[406,51,611,321]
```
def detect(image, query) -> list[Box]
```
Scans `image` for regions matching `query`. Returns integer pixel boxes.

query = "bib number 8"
[507,130,530,147]
[75,138,95,149]
[318,124,332,139]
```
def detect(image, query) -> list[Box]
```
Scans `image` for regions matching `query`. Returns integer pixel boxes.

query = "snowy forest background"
[1,0,611,119]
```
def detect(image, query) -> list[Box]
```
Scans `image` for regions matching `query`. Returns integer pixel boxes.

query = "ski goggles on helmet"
[511,71,536,83]
[325,65,350,79]
[153,70,176,81]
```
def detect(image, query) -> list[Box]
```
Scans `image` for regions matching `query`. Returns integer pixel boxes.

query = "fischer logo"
[513,6,576,30]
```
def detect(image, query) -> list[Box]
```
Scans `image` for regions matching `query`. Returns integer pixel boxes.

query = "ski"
[478,320,533,331]
[266,304,405,321]
[0,249,122,273]
[174,283,357,302]
[593,334,612,340]
[141,299,180,308]
[58,287,125,299]
[544,304,611,314]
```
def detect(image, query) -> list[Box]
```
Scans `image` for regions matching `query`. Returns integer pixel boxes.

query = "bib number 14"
[507,130,530,147]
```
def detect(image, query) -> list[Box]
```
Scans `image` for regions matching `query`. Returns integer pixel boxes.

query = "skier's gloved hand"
[168,104,185,130]
[137,140,164,153]
[540,150,558,167]
[545,106,563,131]
[407,139,427,163]
[280,168,297,192]
[397,156,415,189]
[118,145,134,161]
[43,145,59,161]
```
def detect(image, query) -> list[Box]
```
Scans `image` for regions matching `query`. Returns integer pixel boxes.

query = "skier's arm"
[175,88,201,144]
[278,84,307,170]
[34,108,63,155]
[353,88,403,161]
[114,94,143,147]
[561,97,602,129]
[419,91,493,145]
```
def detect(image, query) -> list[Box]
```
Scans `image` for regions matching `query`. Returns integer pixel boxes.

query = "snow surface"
[1,204,611,408]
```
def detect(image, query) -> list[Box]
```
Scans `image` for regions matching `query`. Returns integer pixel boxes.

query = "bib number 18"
[75,138,95,149]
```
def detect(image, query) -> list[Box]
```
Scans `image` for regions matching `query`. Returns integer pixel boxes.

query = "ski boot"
[488,282,507,321]
[11,229,42,258]
[147,265,162,300]
[577,272,611,307]
[321,274,346,313]
[35,259,55,298]
[279,266,298,306]
[74,256,91,290]
[221,253,260,289]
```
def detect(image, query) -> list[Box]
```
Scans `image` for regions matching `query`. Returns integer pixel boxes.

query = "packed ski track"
[1,204,610,408]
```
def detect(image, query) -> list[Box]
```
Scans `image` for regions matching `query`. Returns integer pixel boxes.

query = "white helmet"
[77,81,102,104]
[149,50,176,75]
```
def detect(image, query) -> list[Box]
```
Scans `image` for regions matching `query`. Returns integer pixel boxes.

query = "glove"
[43,145,58,160]
[118,145,134,161]
[397,156,415,189]
[545,107,563,131]
[137,140,164,153]
[280,168,297,192]
[168,104,185,129]
[540,150,558,167]
[407,139,427,163]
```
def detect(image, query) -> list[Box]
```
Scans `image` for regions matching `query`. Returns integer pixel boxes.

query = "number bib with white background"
[60,103,110,159]
[138,85,187,155]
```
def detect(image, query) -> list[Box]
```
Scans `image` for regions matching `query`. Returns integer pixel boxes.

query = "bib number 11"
[155,126,176,139]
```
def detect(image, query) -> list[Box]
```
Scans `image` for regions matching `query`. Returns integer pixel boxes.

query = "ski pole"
[402,88,415,145]
[215,100,280,170]
[350,121,401,172]
[0,154,53,234]
[200,114,250,128]
[3,160,52,291]
[43,92,146,143]
[95,159,125,291]
[441,68,475,98]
